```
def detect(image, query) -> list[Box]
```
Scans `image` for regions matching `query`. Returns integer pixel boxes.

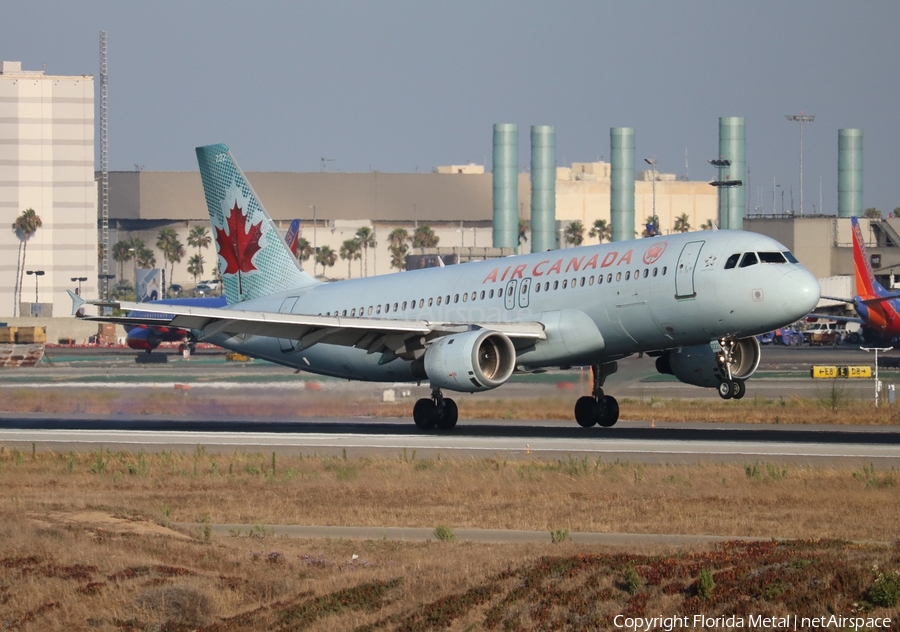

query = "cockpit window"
[724,254,740,269]
[758,251,787,264]
[783,251,799,264]
[739,252,759,268]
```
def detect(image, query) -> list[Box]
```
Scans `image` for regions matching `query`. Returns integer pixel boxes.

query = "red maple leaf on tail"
[215,201,263,275]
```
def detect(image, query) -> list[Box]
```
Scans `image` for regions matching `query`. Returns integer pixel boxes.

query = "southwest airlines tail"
[196,144,318,305]
[850,216,889,300]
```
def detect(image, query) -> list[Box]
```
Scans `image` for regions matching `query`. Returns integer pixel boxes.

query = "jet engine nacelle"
[655,337,761,388]
[424,329,516,393]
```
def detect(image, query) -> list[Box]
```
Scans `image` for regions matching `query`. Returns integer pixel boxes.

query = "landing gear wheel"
[717,381,735,399]
[575,396,599,428]
[598,395,619,427]
[435,398,458,430]
[413,398,437,430]
[731,379,746,400]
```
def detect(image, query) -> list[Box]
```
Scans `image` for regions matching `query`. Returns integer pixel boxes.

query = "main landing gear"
[574,363,620,428]
[413,388,458,431]
[717,378,746,400]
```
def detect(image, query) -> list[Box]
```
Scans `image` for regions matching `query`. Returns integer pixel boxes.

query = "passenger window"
[351,308,356,317]
[436,296,441,306]
[616,272,621,282]
[653,267,658,277]
[724,254,740,269]
[625,271,631,281]
[607,273,613,283]
[643,269,649,278]
[489,290,495,298]
[341,310,347,317]
[498,288,503,297]
[662,267,667,275]
[445,295,450,304]
[739,252,759,268]
[597,275,603,285]
[535,283,541,293]
[480,290,485,300]
[462,293,468,302]
[418,299,424,308]
[401,301,407,311]
[471,291,476,301]
[553,281,559,290]
[562,279,568,289]
[454,294,459,303]
[376,304,382,314]
[428,298,433,307]
[588,276,594,286]
[394,303,398,312]
[368,306,373,315]
[544,282,550,291]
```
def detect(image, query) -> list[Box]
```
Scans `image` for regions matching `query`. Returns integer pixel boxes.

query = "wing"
[74,297,546,363]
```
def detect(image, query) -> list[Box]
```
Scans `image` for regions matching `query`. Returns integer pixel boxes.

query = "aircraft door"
[518,277,531,309]
[675,241,705,299]
[278,297,299,352]
[504,280,517,310]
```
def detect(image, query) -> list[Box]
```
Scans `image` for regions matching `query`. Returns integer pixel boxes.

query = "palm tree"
[12,208,42,317]
[111,239,134,280]
[315,245,337,277]
[388,228,410,271]
[564,221,584,247]
[156,227,185,285]
[673,213,691,233]
[412,225,439,248]
[134,243,156,269]
[339,238,362,277]
[701,219,715,230]
[187,253,205,283]
[588,219,611,243]
[517,219,530,250]
[296,237,314,263]
[355,226,376,276]
[864,208,882,219]
[186,225,211,267]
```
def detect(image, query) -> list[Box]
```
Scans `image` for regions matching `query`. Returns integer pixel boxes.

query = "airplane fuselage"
[204,229,817,382]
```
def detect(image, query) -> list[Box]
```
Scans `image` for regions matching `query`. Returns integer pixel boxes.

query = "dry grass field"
[2,385,899,629]
[2,448,900,630]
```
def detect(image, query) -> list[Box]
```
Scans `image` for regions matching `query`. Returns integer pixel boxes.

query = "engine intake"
[424,329,516,392]
[656,337,761,388]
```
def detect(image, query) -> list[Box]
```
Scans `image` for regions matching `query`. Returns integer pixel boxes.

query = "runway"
[2,416,899,465]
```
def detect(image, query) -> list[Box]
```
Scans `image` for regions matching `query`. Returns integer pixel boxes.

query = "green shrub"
[869,569,900,607]
[433,525,455,542]
[697,568,715,600]
[624,565,642,594]
[550,529,569,544]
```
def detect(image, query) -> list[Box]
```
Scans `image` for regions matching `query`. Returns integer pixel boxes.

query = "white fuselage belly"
[203,230,814,384]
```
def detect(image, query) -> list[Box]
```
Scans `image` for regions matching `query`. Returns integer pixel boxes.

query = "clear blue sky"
[5,1,900,215]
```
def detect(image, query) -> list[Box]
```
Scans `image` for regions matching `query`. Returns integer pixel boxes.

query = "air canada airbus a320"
[73,144,820,430]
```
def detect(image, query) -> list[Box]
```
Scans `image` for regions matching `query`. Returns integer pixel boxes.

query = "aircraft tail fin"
[850,216,888,299]
[195,144,318,305]
[284,219,301,257]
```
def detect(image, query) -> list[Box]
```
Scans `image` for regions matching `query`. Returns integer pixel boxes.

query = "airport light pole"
[861,346,892,407]
[785,112,815,216]
[26,270,45,303]
[70,276,88,296]
[644,157,657,223]
[309,205,317,255]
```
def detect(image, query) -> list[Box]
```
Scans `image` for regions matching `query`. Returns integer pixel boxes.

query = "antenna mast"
[99,31,109,281]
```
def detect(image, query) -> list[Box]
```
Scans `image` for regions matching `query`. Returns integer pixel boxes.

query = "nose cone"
[779,268,820,320]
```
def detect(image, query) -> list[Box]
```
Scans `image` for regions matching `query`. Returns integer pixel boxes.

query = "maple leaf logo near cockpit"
[216,201,263,275]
